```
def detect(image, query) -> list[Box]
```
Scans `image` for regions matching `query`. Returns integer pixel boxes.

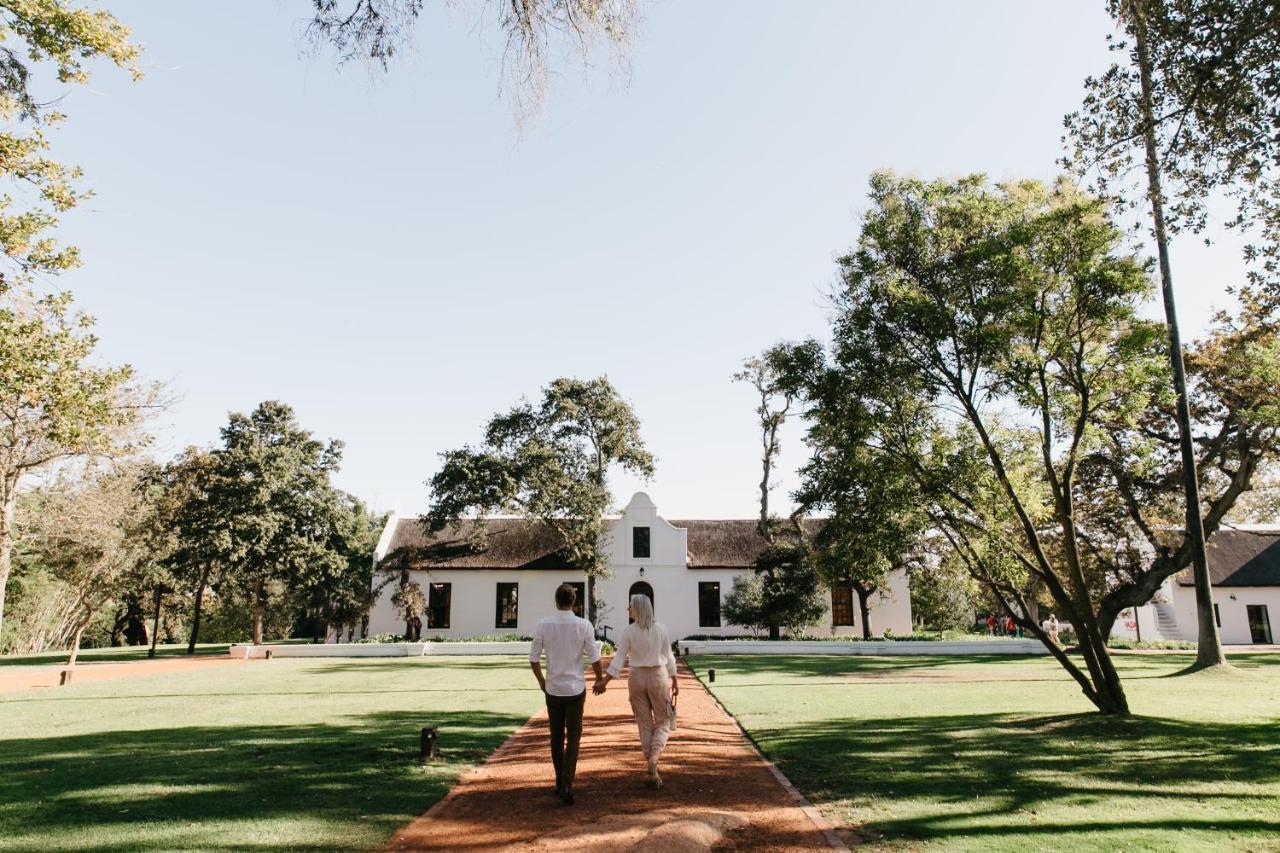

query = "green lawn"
[688,652,1280,852]
[0,656,542,851]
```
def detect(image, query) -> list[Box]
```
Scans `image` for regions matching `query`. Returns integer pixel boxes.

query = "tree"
[0,2,140,284]
[0,290,152,643]
[722,544,826,640]
[773,341,929,639]
[296,494,385,641]
[908,546,981,634]
[425,376,653,624]
[1065,0,1280,668]
[390,579,426,640]
[822,173,1227,714]
[18,461,152,672]
[153,447,234,653]
[305,0,640,125]
[214,401,346,645]
[734,347,801,541]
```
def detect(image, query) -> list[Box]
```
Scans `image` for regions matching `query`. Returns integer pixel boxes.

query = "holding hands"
[592,675,610,695]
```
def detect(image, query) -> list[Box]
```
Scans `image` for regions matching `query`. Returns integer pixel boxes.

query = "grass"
[0,655,542,852]
[687,651,1280,852]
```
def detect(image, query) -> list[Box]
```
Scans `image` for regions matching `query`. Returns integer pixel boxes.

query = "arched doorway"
[628,581,654,623]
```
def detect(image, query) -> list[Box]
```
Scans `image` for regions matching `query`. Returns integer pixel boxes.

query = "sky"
[47,1,1249,519]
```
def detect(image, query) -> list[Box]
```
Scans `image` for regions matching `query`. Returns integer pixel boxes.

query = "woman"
[593,593,679,787]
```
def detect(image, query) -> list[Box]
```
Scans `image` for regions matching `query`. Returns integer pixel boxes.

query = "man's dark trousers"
[545,691,586,791]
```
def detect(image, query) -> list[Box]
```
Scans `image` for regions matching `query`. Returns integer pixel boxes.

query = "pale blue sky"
[51,1,1245,518]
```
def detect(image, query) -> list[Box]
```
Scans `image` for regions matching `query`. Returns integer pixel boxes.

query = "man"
[530,583,603,805]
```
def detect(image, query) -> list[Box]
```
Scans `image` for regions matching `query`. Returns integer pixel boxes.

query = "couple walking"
[529,583,679,805]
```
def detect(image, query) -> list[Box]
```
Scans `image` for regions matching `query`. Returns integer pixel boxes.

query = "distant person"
[1006,615,1016,636]
[1047,614,1061,644]
[530,584,603,806]
[986,613,996,635]
[594,594,679,788]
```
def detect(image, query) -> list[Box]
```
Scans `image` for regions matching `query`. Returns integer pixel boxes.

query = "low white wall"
[678,639,1050,656]
[229,641,603,658]
[229,643,427,659]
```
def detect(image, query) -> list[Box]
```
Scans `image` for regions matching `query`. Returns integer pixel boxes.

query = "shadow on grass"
[0,645,232,668]
[0,708,530,852]
[749,711,1280,843]
[312,658,531,675]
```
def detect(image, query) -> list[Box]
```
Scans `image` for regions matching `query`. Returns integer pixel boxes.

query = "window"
[1214,603,1221,627]
[1247,604,1273,644]
[633,526,651,559]
[568,582,586,619]
[698,582,721,628]
[427,582,451,629]
[495,582,518,630]
[831,583,855,627]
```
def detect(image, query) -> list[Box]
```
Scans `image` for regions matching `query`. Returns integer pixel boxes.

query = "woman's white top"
[607,621,677,678]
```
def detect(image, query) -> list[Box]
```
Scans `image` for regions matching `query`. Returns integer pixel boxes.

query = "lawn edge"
[381,706,542,851]
[682,657,850,852]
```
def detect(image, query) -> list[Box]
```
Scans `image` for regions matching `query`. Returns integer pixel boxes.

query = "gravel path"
[386,660,838,852]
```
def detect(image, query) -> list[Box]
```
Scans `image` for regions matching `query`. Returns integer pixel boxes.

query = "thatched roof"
[378,516,820,571]
[673,519,821,568]
[380,518,580,571]
[1175,528,1280,587]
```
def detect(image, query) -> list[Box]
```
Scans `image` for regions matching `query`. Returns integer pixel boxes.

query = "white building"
[363,492,912,641]
[1110,527,1278,645]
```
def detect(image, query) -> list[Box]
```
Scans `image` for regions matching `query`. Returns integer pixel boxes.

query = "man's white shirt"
[530,610,600,697]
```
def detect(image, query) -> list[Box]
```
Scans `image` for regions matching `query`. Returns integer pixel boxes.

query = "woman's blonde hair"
[630,593,655,629]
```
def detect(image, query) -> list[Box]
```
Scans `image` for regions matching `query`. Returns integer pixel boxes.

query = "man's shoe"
[559,787,575,806]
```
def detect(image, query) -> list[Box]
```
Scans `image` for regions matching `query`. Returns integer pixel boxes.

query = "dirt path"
[0,656,248,694]
[386,661,839,852]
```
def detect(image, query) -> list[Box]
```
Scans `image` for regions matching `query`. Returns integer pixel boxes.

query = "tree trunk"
[0,484,16,645]
[1130,1,1225,670]
[66,619,89,672]
[768,624,780,640]
[252,580,264,645]
[187,568,209,654]
[1134,607,1142,643]
[110,606,126,646]
[587,574,598,625]
[856,587,873,640]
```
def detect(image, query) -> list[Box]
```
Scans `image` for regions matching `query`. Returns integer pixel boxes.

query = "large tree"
[153,447,235,653]
[18,461,152,672]
[817,173,1280,714]
[773,342,929,640]
[425,376,653,624]
[1065,0,1280,667]
[214,401,346,645]
[0,291,150,643]
[296,493,385,641]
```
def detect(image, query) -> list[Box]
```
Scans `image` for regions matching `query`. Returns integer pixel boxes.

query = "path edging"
[384,711,541,850]
[682,659,850,852]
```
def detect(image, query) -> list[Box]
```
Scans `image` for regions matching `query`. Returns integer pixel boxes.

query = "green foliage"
[1066,0,1280,298]
[0,1,140,279]
[722,543,826,639]
[0,289,148,643]
[908,551,981,633]
[424,376,653,623]
[812,172,1181,713]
